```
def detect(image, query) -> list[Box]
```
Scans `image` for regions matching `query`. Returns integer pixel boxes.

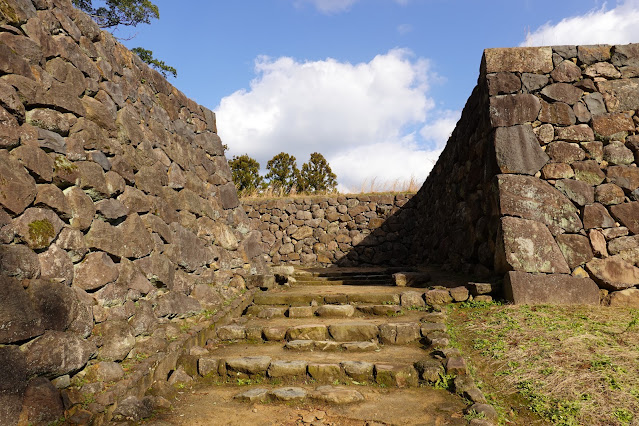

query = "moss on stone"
[28,219,55,248]
[54,155,77,173]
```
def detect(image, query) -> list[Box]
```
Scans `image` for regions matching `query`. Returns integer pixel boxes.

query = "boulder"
[226,356,271,375]
[0,244,40,280]
[592,113,634,141]
[583,203,616,229]
[545,142,584,163]
[540,83,583,105]
[12,208,64,249]
[608,288,639,307]
[23,330,96,377]
[607,165,639,191]
[328,323,378,341]
[73,251,119,291]
[26,279,78,332]
[586,256,639,291]
[38,244,74,285]
[18,377,63,426]
[554,179,594,206]
[0,345,28,426]
[92,320,135,361]
[153,292,201,318]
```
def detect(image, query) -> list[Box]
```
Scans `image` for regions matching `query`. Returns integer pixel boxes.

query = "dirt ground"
[146,383,469,426]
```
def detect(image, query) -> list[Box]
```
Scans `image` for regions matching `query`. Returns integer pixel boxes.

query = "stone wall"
[0,0,265,424]
[242,194,415,266]
[483,45,639,304]
[245,44,639,305]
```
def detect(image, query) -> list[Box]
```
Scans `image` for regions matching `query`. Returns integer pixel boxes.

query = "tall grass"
[238,177,422,200]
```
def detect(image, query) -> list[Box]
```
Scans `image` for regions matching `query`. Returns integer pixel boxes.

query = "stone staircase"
[156,267,498,425]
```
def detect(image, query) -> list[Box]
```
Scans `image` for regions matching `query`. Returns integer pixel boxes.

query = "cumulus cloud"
[420,109,460,150]
[216,49,448,192]
[522,0,639,46]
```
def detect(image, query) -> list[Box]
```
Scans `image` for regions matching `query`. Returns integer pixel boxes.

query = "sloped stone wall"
[242,194,415,266]
[0,0,265,424]
[483,45,639,304]
[244,44,639,306]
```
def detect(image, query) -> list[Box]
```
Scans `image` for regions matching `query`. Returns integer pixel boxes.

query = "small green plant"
[134,352,149,361]
[434,372,455,391]
[463,409,486,421]
[614,408,634,424]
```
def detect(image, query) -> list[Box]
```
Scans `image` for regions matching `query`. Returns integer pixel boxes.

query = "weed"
[463,409,486,421]
[433,372,455,391]
[613,408,634,424]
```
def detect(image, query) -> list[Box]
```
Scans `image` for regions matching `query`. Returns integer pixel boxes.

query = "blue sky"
[119,0,639,191]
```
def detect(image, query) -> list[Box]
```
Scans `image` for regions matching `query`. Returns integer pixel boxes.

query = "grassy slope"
[447,302,639,426]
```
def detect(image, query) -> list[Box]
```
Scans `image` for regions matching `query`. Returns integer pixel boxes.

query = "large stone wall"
[245,44,639,305]
[0,0,265,423]
[242,194,415,266]
[483,45,639,304]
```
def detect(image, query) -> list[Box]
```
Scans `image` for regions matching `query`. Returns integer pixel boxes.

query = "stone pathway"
[148,267,498,426]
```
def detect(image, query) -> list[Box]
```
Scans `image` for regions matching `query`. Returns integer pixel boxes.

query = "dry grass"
[238,177,422,200]
[357,176,421,194]
[448,302,639,426]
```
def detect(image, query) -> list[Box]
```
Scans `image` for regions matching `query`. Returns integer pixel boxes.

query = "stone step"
[294,274,391,282]
[289,278,394,287]
[252,289,404,306]
[234,385,365,405]
[197,348,442,388]
[216,319,448,346]
[245,303,413,319]
[227,385,476,425]
[293,266,401,278]
[284,339,379,352]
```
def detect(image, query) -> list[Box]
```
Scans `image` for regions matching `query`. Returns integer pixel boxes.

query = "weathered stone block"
[592,113,634,141]
[611,202,639,234]
[586,256,639,291]
[489,94,541,127]
[555,234,593,269]
[497,174,582,234]
[597,78,639,112]
[494,125,549,175]
[504,271,600,305]
[483,47,553,74]
[495,216,570,274]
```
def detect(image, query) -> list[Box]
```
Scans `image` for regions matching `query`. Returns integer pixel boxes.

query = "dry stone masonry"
[245,44,639,307]
[0,0,266,424]
[242,194,415,266]
[3,0,639,421]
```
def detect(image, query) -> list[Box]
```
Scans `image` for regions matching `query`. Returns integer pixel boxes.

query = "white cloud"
[420,109,460,150]
[522,0,639,46]
[215,49,447,192]
[295,0,411,14]
[397,23,413,35]
[294,0,358,14]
